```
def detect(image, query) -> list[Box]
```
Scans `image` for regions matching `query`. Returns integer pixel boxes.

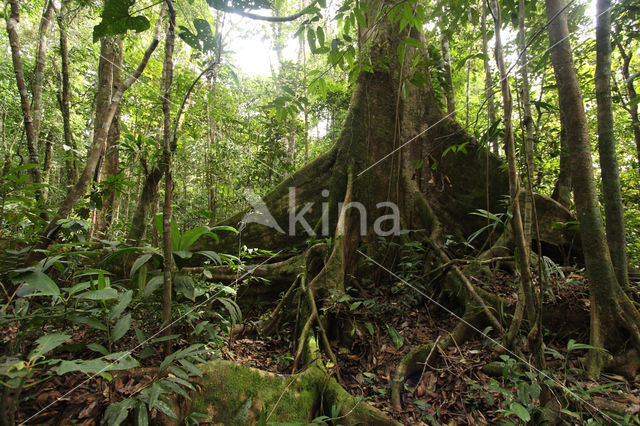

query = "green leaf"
[87,343,110,356]
[153,400,177,419]
[404,37,421,48]
[169,365,189,380]
[397,43,405,65]
[178,226,209,251]
[135,401,149,426]
[104,398,136,426]
[509,402,530,422]
[15,271,60,297]
[93,0,150,42]
[365,322,375,336]
[196,250,221,264]
[144,275,164,297]
[112,313,132,342]
[77,288,118,301]
[387,326,404,350]
[179,359,202,377]
[71,314,107,331]
[151,334,180,344]
[218,297,242,327]
[29,333,70,360]
[174,274,195,301]
[109,290,133,321]
[178,28,200,51]
[131,253,153,277]
[469,209,501,223]
[56,358,108,375]
[307,27,317,52]
[160,379,190,399]
[353,8,366,27]
[147,382,163,409]
[316,26,325,47]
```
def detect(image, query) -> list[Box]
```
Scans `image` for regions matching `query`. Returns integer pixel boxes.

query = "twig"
[414,335,442,396]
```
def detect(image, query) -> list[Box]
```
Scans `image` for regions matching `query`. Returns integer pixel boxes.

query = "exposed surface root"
[167,359,399,425]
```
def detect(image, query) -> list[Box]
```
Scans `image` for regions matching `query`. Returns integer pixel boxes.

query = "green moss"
[189,361,319,424]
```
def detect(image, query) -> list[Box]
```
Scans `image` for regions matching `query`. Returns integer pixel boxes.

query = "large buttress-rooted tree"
[178,0,515,421]
[545,0,640,377]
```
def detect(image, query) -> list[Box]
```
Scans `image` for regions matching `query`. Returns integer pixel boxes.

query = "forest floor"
[11,267,640,425]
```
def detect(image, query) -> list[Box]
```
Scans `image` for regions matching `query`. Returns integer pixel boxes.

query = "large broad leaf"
[112,313,132,342]
[93,0,150,42]
[15,271,60,297]
[77,288,118,301]
[174,275,195,301]
[196,250,221,265]
[29,333,70,360]
[103,398,136,426]
[178,226,209,251]
[109,290,133,321]
[144,275,164,297]
[130,253,153,277]
[387,326,404,350]
[218,297,242,327]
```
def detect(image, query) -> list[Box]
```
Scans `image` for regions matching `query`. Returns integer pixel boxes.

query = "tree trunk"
[617,43,640,178]
[127,162,164,245]
[440,32,456,119]
[545,0,640,377]
[160,0,176,356]
[56,0,79,185]
[551,109,571,208]
[516,0,536,244]
[6,0,46,203]
[41,131,54,200]
[491,0,536,341]
[31,0,55,147]
[595,0,628,288]
[95,37,123,239]
[481,0,498,156]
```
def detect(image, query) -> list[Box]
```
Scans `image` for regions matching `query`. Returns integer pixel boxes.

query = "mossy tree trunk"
[545,0,640,377]
[594,0,629,288]
[195,0,512,420]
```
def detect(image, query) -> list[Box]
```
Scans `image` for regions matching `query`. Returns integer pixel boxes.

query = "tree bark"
[481,0,498,156]
[617,43,640,178]
[595,0,628,288]
[95,37,123,239]
[516,0,536,244]
[440,32,456,119]
[6,0,46,203]
[545,0,640,377]
[31,0,55,146]
[491,0,536,338]
[56,0,79,184]
[160,0,176,356]
[127,162,164,245]
[551,109,571,208]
